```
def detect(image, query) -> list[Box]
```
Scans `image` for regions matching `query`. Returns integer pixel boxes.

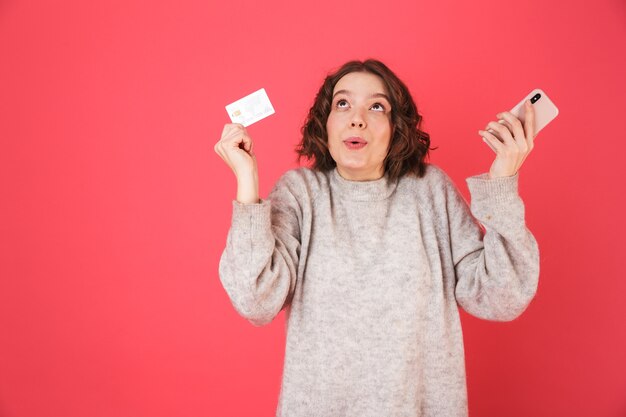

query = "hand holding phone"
[480,89,558,177]
[509,88,559,136]
[487,88,559,140]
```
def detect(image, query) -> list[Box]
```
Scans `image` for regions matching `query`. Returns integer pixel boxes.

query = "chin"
[337,162,366,172]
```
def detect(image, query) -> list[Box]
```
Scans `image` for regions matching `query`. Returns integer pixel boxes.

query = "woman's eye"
[370,103,386,112]
[336,99,349,108]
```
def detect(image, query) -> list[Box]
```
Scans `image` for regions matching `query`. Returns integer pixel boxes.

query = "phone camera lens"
[531,93,541,104]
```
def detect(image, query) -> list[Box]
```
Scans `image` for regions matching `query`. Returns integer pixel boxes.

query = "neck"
[336,166,384,181]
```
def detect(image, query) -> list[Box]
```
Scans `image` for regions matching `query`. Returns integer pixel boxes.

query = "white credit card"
[225,88,275,127]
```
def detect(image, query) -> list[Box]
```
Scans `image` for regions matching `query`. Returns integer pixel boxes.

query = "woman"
[214,59,539,417]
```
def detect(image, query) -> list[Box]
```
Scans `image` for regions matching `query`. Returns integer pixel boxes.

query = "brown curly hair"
[296,59,432,180]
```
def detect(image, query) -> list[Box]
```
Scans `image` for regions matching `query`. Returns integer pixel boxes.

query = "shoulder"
[396,164,468,217]
[423,163,456,187]
[398,163,456,192]
[271,167,326,201]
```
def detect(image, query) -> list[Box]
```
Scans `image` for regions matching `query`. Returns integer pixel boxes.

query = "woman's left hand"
[479,100,535,178]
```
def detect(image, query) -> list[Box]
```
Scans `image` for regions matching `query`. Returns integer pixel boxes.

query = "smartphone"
[511,88,559,135]
[487,88,559,140]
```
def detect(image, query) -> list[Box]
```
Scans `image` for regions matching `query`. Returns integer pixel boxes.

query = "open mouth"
[344,137,367,145]
[344,138,367,150]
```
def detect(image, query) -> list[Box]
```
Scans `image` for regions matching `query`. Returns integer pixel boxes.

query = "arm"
[218,172,303,327]
[449,98,540,320]
[449,172,539,321]
[214,123,301,326]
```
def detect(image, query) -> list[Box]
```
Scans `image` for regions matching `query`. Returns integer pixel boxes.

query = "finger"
[523,132,535,167]
[521,102,537,170]
[221,123,241,140]
[486,128,502,143]
[493,119,514,141]
[497,117,511,130]
[479,128,498,152]
[220,123,246,142]
[239,136,252,153]
[479,130,504,153]
[521,103,535,157]
[482,135,498,153]
[220,123,232,139]
[486,120,515,146]
[523,100,536,140]
[500,111,530,157]
[486,119,511,142]
[497,111,525,141]
[216,124,254,164]
[235,129,253,152]
[222,124,252,150]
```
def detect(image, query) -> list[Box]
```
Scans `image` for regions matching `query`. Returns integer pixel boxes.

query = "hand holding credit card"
[225,88,275,127]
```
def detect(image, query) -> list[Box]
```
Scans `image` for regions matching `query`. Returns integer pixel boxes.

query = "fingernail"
[496,113,502,118]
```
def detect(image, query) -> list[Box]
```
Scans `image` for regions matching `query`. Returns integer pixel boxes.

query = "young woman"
[215,59,539,417]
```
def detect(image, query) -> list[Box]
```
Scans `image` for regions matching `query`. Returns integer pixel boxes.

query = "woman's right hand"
[215,123,256,176]
[214,123,260,204]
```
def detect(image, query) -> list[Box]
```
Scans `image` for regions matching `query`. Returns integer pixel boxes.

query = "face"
[326,71,392,181]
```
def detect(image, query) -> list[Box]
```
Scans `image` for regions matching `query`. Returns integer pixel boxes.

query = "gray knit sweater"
[219,164,539,417]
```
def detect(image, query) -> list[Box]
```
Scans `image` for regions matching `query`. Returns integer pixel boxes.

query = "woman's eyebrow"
[332,90,390,101]
[370,93,391,102]
[332,89,352,98]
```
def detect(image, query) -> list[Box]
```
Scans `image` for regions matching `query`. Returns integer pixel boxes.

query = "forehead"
[333,72,388,96]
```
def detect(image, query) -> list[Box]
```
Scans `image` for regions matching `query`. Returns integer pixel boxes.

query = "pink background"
[1,0,626,415]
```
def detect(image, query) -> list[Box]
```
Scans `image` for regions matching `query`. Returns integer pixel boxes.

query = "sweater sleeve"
[447,172,540,321]
[218,172,303,327]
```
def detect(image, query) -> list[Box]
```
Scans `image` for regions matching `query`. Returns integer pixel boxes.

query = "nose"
[350,113,366,129]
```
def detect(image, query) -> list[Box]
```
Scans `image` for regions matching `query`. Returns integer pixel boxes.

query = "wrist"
[236,171,259,204]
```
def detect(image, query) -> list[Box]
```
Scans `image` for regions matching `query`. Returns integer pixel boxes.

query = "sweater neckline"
[330,167,398,202]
